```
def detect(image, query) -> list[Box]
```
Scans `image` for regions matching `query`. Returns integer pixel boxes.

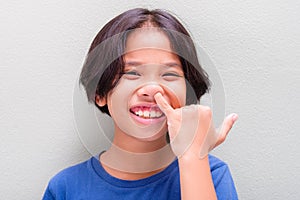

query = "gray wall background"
[1,0,299,199]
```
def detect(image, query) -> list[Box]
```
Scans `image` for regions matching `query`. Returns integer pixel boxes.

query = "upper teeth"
[135,110,162,118]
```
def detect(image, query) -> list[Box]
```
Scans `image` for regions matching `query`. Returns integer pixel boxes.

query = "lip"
[129,103,166,125]
[130,112,166,125]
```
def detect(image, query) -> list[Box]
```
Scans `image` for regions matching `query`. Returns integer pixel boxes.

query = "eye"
[125,71,140,76]
[162,72,183,81]
[162,73,181,77]
[121,70,141,80]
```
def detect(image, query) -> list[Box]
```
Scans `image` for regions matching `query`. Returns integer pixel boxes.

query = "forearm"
[178,153,217,200]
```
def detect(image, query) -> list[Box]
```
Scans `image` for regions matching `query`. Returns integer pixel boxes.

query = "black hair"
[80,8,210,115]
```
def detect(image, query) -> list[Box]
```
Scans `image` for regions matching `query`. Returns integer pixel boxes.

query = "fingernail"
[232,114,238,122]
[155,92,161,97]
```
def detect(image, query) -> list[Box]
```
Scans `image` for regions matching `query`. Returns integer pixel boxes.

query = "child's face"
[99,28,186,141]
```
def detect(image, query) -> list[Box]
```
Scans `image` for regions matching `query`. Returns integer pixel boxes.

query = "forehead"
[124,28,181,66]
[125,28,173,53]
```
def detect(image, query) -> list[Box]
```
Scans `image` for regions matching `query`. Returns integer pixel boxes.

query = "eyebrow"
[124,61,142,66]
[162,62,182,68]
[124,61,182,68]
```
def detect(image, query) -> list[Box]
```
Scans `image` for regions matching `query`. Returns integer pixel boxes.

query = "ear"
[95,95,107,107]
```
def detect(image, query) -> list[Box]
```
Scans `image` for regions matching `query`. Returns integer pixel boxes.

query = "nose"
[137,83,164,100]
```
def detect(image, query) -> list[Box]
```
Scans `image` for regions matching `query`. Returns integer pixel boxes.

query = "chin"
[133,130,167,142]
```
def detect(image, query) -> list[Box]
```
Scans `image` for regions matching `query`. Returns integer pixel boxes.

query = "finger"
[154,92,174,117]
[214,113,238,148]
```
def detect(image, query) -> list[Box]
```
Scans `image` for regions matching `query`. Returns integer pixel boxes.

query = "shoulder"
[50,159,90,183]
[208,154,228,171]
[208,154,239,200]
[43,158,92,200]
[208,154,232,186]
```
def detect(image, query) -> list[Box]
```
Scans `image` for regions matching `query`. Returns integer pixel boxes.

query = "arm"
[178,154,216,200]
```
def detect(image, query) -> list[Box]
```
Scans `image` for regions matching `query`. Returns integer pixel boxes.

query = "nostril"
[137,83,164,97]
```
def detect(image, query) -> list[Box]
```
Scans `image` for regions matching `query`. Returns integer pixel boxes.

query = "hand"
[154,92,238,159]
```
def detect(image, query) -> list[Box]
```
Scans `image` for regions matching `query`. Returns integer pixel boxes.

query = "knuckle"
[199,105,212,117]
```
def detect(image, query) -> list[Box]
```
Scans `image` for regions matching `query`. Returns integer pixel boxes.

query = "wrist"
[178,150,209,165]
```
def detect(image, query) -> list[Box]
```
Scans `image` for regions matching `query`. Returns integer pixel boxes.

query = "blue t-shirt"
[43,155,238,200]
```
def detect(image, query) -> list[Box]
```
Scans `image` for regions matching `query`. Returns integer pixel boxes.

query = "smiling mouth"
[130,106,164,119]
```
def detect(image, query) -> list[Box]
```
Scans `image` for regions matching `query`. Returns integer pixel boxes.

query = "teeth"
[156,111,161,117]
[150,110,156,118]
[134,109,162,118]
[138,110,143,116]
[144,111,150,117]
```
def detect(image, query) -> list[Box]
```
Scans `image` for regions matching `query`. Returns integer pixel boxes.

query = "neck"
[99,127,175,179]
[100,144,175,180]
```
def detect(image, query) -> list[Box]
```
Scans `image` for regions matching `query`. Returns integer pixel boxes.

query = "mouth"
[130,105,164,119]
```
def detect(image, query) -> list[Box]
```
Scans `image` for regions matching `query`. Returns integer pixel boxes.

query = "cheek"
[163,80,186,108]
[107,79,136,108]
[179,80,187,101]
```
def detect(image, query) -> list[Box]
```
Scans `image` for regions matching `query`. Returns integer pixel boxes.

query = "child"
[43,8,238,200]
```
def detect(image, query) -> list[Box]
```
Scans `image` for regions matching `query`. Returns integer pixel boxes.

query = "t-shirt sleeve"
[41,171,68,200]
[209,155,239,200]
[42,184,55,200]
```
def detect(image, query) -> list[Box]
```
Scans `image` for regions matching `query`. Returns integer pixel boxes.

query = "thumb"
[214,113,238,148]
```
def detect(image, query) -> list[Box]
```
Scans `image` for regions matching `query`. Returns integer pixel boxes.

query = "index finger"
[154,92,174,117]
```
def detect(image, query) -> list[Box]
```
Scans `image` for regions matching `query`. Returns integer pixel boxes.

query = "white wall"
[1,0,299,199]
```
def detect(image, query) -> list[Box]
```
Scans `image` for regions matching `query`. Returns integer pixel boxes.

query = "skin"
[96,27,238,199]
